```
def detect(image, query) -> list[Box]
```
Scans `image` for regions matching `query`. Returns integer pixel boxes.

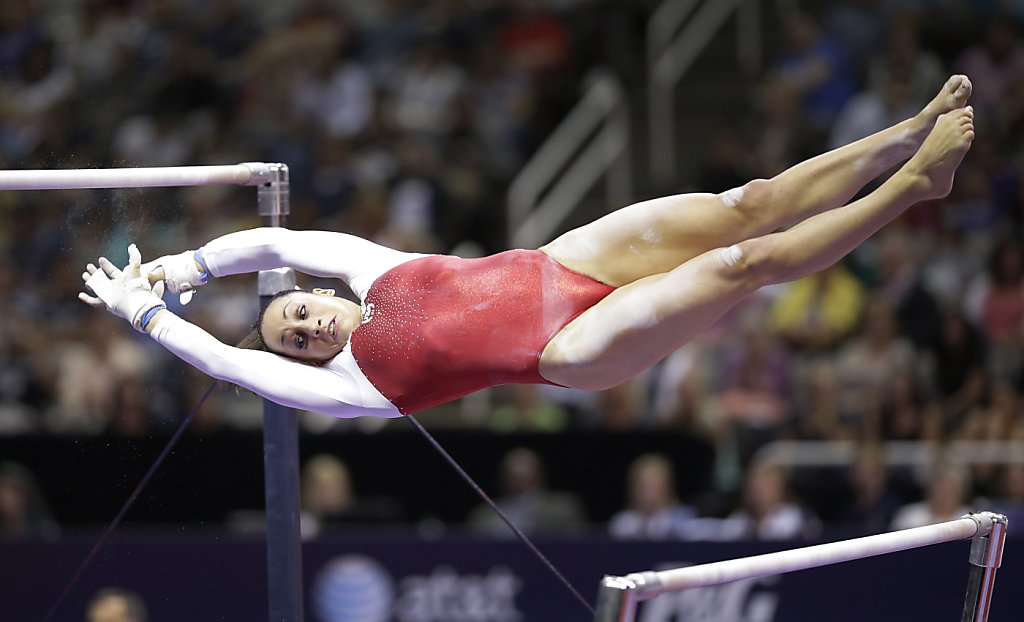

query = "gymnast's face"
[261,289,361,363]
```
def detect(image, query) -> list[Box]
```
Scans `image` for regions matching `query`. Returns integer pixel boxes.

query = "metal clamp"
[250,163,290,223]
[969,513,1008,569]
[258,268,297,297]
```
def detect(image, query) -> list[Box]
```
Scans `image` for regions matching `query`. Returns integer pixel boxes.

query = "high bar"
[0,163,282,190]
[623,512,1000,600]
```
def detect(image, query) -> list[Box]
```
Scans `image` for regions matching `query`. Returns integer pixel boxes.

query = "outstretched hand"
[79,244,167,332]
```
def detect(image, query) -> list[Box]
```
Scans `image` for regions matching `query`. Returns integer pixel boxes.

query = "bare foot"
[906,75,973,147]
[904,106,975,199]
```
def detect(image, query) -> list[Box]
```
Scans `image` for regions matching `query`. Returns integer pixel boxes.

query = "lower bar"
[629,513,998,599]
[597,513,1007,622]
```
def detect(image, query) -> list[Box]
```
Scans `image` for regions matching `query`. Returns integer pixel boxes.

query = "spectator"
[966,239,1024,383]
[469,447,586,537]
[823,0,888,73]
[0,36,75,160]
[500,0,574,82]
[109,375,153,437]
[866,16,944,106]
[873,228,941,350]
[387,40,466,137]
[86,588,147,622]
[876,362,934,442]
[829,72,922,149]
[723,464,820,540]
[770,264,866,353]
[890,462,973,529]
[956,18,1024,113]
[794,360,843,440]
[774,10,856,129]
[301,453,355,539]
[698,127,754,194]
[384,137,447,246]
[467,40,536,178]
[833,299,915,425]
[711,322,793,462]
[926,311,988,424]
[0,461,58,539]
[0,3,40,80]
[749,75,810,177]
[609,453,696,539]
[300,453,403,538]
[46,314,150,433]
[837,445,901,534]
[989,462,1024,527]
[288,24,374,139]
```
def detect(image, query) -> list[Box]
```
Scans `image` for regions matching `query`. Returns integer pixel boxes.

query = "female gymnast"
[80,76,975,420]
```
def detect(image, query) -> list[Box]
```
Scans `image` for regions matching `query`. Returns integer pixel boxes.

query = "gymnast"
[80,76,975,419]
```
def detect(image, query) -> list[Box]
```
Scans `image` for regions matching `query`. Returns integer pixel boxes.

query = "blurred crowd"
[0,0,609,438]
[2,0,1024,539]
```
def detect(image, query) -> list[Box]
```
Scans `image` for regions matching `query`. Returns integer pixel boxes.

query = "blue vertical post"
[256,164,305,621]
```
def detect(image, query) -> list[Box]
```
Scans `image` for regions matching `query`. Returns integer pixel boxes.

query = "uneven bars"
[0,161,305,621]
[620,512,997,600]
[0,163,277,190]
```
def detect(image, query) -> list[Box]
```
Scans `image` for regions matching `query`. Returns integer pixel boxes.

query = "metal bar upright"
[256,164,305,622]
[961,513,1008,622]
[593,576,640,622]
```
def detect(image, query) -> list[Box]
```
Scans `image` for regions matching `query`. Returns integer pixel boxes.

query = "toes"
[954,76,972,102]
[946,74,964,93]
[942,74,972,106]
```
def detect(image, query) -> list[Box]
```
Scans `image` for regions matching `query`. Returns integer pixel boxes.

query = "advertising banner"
[4,535,1019,621]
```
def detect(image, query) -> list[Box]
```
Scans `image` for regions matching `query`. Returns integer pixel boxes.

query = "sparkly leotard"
[350,250,614,414]
[150,229,613,419]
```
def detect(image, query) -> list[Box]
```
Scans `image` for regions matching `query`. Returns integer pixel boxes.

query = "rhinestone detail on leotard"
[350,251,614,414]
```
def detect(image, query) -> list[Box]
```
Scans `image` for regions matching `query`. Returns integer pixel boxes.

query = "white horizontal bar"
[633,513,992,597]
[0,163,274,190]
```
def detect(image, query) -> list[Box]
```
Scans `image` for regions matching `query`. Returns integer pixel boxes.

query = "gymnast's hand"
[79,244,167,332]
[141,249,210,305]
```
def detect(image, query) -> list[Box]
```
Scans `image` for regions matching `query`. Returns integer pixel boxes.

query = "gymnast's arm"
[198,227,425,298]
[143,310,402,420]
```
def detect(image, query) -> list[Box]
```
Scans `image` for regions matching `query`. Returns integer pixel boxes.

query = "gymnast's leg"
[539,107,975,390]
[541,75,972,286]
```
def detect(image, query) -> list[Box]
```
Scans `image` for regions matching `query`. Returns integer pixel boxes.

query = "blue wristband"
[139,304,166,330]
[193,249,211,283]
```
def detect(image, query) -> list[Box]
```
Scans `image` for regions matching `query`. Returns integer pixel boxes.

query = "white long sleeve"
[149,312,401,419]
[200,227,427,299]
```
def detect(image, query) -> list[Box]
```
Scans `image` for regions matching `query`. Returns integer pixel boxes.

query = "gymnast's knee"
[713,238,780,289]
[719,178,774,219]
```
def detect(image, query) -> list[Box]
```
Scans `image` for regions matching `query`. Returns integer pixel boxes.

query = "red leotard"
[350,250,614,414]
